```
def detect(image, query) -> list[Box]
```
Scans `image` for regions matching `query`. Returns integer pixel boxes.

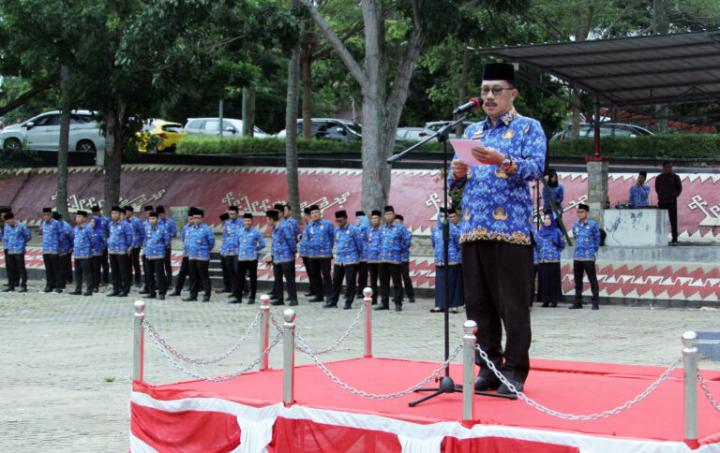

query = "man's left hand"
[471,145,505,165]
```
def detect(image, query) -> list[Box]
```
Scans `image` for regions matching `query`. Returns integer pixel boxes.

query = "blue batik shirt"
[59,221,73,254]
[380,223,404,264]
[334,224,362,265]
[431,221,461,266]
[398,224,412,262]
[180,223,190,256]
[3,223,31,254]
[220,220,239,256]
[302,219,334,258]
[271,219,297,263]
[629,184,650,208]
[41,218,61,254]
[73,224,94,258]
[160,217,177,241]
[237,226,265,261]
[186,223,215,260]
[108,220,133,254]
[286,217,301,241]
[449,110,546,246]
[535,225,565,263]
[90,215,106,256]
[572,219,601,261]
[543,183,564,212]
[354,219,369,261]
[127,216,145,248]
[143,223,171,259]
[365,226,382,262]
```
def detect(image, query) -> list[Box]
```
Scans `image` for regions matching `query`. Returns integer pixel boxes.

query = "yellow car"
[136,120,187,153]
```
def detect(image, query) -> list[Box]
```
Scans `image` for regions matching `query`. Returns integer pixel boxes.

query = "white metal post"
[283,308,297,406]
[259,294,270,371]
[682,331,698,445]
[463,320,477,422]
[363,287,373,358]
[133,300,146,382]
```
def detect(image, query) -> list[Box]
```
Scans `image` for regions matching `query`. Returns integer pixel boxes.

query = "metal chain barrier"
[293,304,366,355]
[269,311,284,333]
[146,323,283,382]
[143,313,261,365]
[698,374,720,413]
[296,336,463,400]
[474,344,681,421]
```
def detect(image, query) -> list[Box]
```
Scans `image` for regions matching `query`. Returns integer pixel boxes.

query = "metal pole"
[462,320,477,423]
[682,330,698,446]
[133,300,146,382]
[259,294,270,371]
[283,308,297,406]
[363,287,373,358]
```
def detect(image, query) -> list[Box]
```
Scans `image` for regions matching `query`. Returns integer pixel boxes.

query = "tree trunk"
[103,103,125,215]
[285,0,302,222]
[56,64,71,221]
[360,91,386,212]
[301,41,313,140]
[653,0,669,132]
[241,86,256,137]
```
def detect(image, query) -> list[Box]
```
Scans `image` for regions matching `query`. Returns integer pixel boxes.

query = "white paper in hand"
[449,139,485,165]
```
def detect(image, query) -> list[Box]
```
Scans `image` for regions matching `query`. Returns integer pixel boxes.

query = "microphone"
[452,97,482,116]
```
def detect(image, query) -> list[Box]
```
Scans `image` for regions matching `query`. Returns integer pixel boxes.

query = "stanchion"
[682,330,699,448]
[133,300,146,382]
[363,287,373,358]
[462,320,477,423]
[259,294,270,371]
[283,308,297,406]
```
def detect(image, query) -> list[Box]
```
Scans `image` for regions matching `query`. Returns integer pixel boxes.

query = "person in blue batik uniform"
[302,204,334,303]
[267,209,298,306]
[353,210,370,299]
[377,205,405,312]
[449,63,546,395]
[107,206,133,297]
[2,212,31,292]
[299,207,321,300]
[53,211,74,289]
[628,171,650,208]
[156,206,176,287]
[535,212,565,308]
[219,211,239,297]
[394,214,415,304]
[183,208,215,302]
[234,212,265,304]
[570,203,601,310]
[123,206,145,288]
[143,211,171,300]
[365,210,383,305]
[171,212,194,297]
[543,169,564,215]
[328,210,363,309]
[40,207,64,293]
[430,208,463,313]
[70,211,95,296]
[90,205,110,287]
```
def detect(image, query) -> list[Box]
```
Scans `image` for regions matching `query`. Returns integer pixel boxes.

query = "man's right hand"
[451,159,469,179]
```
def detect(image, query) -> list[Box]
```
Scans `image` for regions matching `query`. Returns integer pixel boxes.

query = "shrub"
[549,134,720,161]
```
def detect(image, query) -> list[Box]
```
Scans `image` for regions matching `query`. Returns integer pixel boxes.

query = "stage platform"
[130,357,720,452]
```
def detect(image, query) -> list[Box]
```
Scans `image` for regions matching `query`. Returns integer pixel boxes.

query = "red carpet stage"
[130,357,720,452]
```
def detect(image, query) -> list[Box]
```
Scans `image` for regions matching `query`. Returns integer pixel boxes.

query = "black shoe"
[69,290,82,295]
[303,292,314,297]
[183,296,198,302]
[93,287,99,293]
[43,287,53,293]
[170,291,181,297]
[408,299,415,303]
[2,287,13,292]
[474,376,501,392]
[541,302,549,308]
[550,302,557,308]
[139,290,149,295]
[288,300,298,306]
[343,303,352,310]
[107,292,119,297]
[202,295,210,303]
[374,305,389,311]
[394,303,402,312]
[146,293,156,299]
[158,294,165,300]
[591,302,599,310]
[247,299,255,305]
[271,300,285,306]
[54,289,63,294]
[83,291,93,296]
[18,287,27,293]
[119,292,128,297]
[497,378,524,396]
[227,298,241,304]
[568,303,582,309]
[309,296,324,303]
[323,302,337,308]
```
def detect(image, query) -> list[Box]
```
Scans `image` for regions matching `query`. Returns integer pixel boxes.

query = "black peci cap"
[228,205,239,212]
[220,213,229,221]
[371,210,381,217]
[149,211,158,218]
[155,206,165,214]
[383,205,394,213]
[76,210,88,217]
[52,212,62,220]
[243,213,253,219]
[355,210,365,217]
[335,210,347,219]
[42,207,52,213]
[577,203,590,211]
[482,63,516,84]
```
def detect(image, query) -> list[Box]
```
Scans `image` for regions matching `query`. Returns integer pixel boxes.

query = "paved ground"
[1,282,718,452]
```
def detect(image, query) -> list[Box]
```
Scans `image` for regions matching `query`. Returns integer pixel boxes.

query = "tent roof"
[473,30,720,107]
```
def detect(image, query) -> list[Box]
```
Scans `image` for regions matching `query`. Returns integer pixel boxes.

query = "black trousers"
[367,262,379,303]
[73,257,93,294]
[379,262,403,307]
[462,241,533,384]
[221,255,237,292]
[302,256,321,296]
[43,253,62,290]
[400,261,414,301]
[62,254,73,284]
[331,263,357,305]
[91,255,102,290]
[130,247,142,285]
[275,261,297,303]
[272,262,282,299]
[101,249,110,284]
[163,248,173,283]
[109,253,130,294]
[356,261,368,296]
[237,260,258,301]
[573,260,599,302]
[141,254,149,290]
[309,257,332,298]
[188,259,211,298]
[174,256,190,293]
[659,200,678,242]
[146,258,167,296]
[6,253,27,289]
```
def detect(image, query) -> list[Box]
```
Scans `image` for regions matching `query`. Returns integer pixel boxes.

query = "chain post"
[259,294,271,371]
[682,331,699,447]
[133,300,146,382]
[363,287,373,358]
[463,320,477,423]
[283,308,297,406]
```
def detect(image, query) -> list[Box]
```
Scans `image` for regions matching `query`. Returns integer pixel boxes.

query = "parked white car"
[0,110,105,152]
[184,118,271,138]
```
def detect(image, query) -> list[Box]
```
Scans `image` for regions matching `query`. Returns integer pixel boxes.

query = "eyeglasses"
[480,86,513,96]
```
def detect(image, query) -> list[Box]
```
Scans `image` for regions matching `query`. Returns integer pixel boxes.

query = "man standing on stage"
[569,204,601,310]
[183,208,215,302]
[2,212,31,292]
[450,63,546,395]
[377,205,404,312]
[266,209,298,306]
[124,206,145,287]
[302,204,334,303]
[40,207,63,293]
[327,210,362,309]
[69,211,95,296]
[235,212,265,304]
[107,206,133,297]
[655,162,682,244]
[394,214,415,303]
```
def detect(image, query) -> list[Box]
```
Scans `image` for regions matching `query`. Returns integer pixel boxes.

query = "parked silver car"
[184,117,270,138]
[0,110,105,152]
